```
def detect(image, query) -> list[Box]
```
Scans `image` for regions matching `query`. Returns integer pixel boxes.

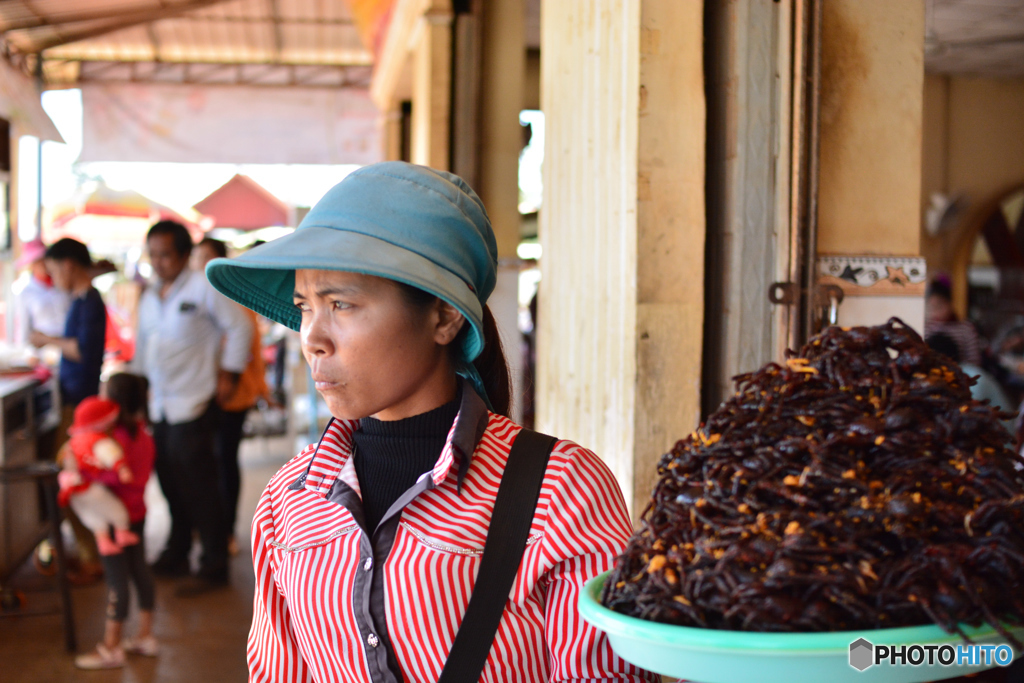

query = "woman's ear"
[434,300,465,346]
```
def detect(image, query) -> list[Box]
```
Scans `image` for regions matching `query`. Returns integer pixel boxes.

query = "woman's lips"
[312,377,339,391]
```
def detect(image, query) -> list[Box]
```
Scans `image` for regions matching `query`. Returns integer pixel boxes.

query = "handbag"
[436,428,557,683]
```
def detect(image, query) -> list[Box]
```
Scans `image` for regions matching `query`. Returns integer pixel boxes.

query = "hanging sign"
[79,83,381,166]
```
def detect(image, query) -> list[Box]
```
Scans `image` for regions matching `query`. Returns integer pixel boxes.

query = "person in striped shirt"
[206,162,657,683]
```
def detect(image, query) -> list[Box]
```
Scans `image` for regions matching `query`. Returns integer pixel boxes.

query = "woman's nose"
[301,309,334,357]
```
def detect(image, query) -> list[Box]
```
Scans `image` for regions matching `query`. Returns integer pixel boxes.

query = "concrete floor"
[0,435,295,683]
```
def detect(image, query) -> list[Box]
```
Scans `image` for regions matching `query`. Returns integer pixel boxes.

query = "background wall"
[816,0,924,257]
[814,0,926,333]
[920,74,1024,279]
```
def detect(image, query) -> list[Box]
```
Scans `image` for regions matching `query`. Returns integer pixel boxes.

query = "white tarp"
[80,83,381,165]
[0,59,62,142]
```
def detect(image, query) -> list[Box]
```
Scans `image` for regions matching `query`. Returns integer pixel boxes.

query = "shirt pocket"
[272,519,361,605]
[168,301,206,341]
[274,493,362,569]
[396,518,546,607]
[271,522,361,554]
[397,519,543,557]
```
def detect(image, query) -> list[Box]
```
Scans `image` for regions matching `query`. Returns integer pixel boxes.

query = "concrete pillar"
[411,9,453,170]
[538,0,705,516]
[478,0,525,261]
[382,108,403,162]
[477,0,526,421]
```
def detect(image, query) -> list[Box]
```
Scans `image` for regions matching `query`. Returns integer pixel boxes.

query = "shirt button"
[367,633,379,648]
[363,557,373,571]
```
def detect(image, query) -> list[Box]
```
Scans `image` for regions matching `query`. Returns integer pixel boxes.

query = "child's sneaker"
[75,644,125,669]
[122,635,159,657]
[32,542,56,576]
[95,531,122,556]
[114,528,140,547]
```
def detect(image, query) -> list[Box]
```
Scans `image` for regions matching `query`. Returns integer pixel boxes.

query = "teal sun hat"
[205,161,499,407]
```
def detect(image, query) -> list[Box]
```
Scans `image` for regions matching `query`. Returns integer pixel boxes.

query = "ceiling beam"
[931,34,1024,49]
[4,10,354,33]
[62,58,373,88]
[24,0,239,52]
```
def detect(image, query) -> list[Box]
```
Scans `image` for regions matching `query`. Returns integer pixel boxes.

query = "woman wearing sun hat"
[206,162,655,683]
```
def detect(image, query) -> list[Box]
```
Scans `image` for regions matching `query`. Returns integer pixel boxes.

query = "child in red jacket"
[75,374,159,670]
[59,397,140,556]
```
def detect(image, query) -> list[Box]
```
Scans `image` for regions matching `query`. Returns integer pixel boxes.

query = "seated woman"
[206,162,656,682]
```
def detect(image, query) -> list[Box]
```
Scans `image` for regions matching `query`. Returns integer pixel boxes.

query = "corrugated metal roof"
[0,0,372,86]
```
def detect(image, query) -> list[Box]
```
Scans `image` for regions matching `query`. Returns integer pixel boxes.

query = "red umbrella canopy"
[193,174,289,231]
[50,181,193,229]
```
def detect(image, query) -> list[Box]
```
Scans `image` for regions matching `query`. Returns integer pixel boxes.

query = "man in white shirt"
[134,221,252,595]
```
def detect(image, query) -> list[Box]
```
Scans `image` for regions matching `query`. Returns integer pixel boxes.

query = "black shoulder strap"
[437,428,557,683]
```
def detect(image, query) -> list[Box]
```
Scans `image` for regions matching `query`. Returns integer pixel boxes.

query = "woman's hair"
[926,332,961,364]
[927,277,952,302]
[106,373,149,438]
[398,283,512,417]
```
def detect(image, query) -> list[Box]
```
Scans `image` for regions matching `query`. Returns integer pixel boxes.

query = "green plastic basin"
[580,571,1022,683]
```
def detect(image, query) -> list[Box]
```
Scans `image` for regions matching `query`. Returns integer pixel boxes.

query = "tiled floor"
[0,435,296,683]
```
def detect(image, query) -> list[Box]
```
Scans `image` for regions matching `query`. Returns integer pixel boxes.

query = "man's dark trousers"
[153,402,228,580]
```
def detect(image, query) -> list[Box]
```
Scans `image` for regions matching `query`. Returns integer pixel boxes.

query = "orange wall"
[816,0,924,257]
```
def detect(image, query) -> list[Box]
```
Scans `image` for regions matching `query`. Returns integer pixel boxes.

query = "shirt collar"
[289,377,490,497]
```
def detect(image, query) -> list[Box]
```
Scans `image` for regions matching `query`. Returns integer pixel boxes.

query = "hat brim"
[205,226,486,359]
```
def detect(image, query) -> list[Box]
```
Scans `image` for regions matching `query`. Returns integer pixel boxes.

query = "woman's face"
[925,294,954,323]
[294,269,464,421]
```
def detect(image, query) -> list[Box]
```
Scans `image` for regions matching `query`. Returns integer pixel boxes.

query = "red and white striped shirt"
[248,384,655,682]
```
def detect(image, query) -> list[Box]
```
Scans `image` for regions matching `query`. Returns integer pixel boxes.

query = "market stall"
[0,371,59,579]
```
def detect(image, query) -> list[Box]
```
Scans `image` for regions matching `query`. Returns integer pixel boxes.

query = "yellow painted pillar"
[411,8,453,170]
[817,0,924,256]
[477,0,525,261]
[475,0,526,421]
[538,0,705,516]
[382,107,403,162]
[815,0,927,330]
[634,0,707,513]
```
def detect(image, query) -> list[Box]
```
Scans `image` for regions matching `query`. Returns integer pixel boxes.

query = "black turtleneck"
[352,386,461,532]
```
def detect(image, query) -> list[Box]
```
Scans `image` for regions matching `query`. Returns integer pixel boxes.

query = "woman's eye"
[331,300,352,311]
[294,301,310,312]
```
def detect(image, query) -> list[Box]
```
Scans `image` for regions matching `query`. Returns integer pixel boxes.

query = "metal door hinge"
[769,282,845,327]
